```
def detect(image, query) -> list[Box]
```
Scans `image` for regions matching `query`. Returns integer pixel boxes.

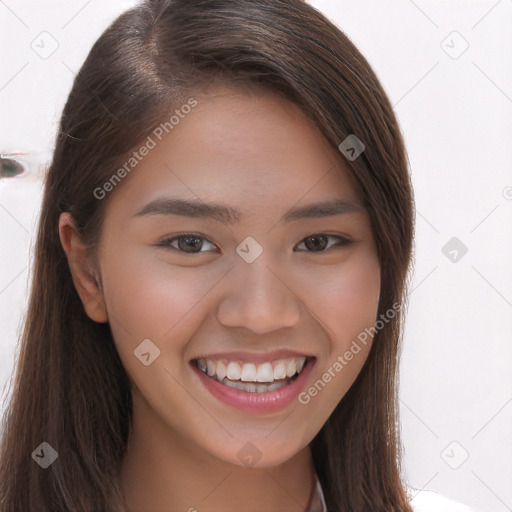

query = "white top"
[310,475,480,512]
[407,488,480,512]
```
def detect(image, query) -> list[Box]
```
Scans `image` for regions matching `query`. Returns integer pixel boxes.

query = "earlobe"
[58,212,108,324]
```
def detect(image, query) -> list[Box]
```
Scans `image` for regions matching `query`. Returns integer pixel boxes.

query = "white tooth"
[273,360,287,380]
[197,358,207,373]
[222,378,240,390]
[267,380,288,392]
[286,359,297,377]
[216,361,227,381]
[226,361,242,380]
[240,362,257,382]
[206,359,216,377]
[296,356,306,373]
[256,362,274,383]
[244,382,257,392]
[220,377,289,393]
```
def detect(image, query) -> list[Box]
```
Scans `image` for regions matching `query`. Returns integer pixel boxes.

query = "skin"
[59,86,381,512]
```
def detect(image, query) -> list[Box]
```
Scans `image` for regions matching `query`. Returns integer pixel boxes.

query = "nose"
[215,256,301,334]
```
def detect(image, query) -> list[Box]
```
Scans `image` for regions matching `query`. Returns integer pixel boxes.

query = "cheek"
[304,250,381,343]
[295,252,380,410]
[100,250,223,403]
[338,256,380,332]
[100,245,217,347]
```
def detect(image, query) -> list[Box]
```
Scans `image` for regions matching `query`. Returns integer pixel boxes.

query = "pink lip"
[191,349,312,364]
[191,357,316,413]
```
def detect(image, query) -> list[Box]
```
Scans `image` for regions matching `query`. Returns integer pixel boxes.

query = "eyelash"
[155,232,353,254]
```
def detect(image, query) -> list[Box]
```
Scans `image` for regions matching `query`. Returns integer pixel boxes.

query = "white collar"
[307,473,327,512]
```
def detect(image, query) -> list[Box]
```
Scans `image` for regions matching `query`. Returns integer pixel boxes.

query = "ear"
[58,212,108,323]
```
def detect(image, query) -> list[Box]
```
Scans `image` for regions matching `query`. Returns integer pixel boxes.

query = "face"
[85,87,380,468]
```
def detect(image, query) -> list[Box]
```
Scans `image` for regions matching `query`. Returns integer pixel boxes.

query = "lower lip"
[192,358,315,413]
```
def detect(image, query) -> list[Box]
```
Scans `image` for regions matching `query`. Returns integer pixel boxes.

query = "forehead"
[104,87,361,220]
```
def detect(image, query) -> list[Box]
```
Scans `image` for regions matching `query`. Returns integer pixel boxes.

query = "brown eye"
[296,234,352,252]
[156,234,219,254]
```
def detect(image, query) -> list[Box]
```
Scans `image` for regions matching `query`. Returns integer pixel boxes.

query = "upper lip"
[191,349,314,364]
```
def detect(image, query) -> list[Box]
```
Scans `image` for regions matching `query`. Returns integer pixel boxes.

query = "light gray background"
[1,1,511,510]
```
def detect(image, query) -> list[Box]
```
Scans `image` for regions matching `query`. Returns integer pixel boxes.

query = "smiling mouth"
[191,356,314,393]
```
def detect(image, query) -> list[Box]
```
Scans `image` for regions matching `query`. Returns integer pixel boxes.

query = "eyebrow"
[133,197,365,224]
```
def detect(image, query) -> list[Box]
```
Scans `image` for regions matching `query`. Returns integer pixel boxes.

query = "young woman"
[0,1,479,511]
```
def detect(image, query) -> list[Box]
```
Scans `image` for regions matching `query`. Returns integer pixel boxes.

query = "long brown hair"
[0,1,414,510]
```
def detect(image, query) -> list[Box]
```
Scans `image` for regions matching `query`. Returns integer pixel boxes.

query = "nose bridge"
[215,251,301,333]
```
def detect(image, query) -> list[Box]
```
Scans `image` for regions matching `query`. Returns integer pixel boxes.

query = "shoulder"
[407,488,480,512]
